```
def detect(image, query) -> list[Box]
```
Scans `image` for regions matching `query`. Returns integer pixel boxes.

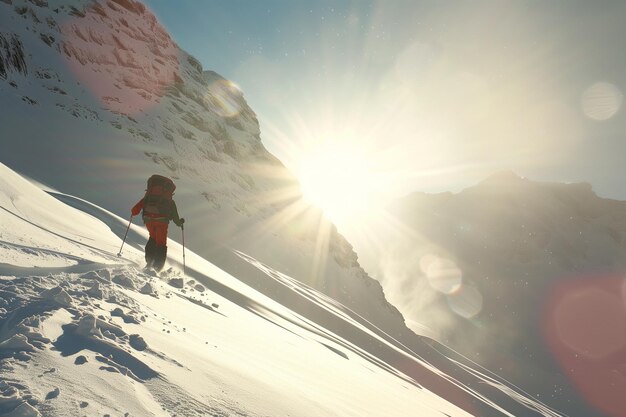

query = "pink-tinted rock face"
[60,0,180,115]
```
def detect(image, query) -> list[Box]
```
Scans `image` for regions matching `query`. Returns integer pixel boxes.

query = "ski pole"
[118,215,133,257]
[181,223,186,275]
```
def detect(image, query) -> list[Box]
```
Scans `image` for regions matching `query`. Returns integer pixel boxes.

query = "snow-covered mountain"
[353,171,626,417]
[0,0,409,345]
[0,162,567,416]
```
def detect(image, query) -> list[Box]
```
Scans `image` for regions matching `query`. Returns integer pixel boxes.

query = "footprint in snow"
[74,355,88,365]
[45,387,60,400]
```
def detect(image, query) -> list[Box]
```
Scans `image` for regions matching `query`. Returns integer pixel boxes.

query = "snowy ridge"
[0,164,567,416]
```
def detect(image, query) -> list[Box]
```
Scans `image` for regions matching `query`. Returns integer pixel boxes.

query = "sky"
[144,0,626,206]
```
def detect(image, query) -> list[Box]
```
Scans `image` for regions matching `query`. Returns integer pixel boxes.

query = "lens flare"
[581,82,623,121]
[419,253,439,274]
[544,275,626,417]
[425,257,462,294]
[553,287,625,359]
[207,79,243,118]
[446,284,483,318]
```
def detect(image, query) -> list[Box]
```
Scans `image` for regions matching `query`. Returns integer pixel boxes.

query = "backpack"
[143,175,176,216]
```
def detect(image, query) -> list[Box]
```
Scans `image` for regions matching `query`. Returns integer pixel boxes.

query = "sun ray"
[310,215,333,288]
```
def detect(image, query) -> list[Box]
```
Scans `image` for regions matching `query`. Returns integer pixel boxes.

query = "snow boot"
[153,245,167,272]
[145,238,157,269]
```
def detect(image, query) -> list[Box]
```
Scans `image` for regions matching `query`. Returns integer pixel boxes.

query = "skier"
[131,175,184,271]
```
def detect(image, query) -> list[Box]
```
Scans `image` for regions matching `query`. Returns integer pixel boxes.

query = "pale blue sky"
[144,1,626,200]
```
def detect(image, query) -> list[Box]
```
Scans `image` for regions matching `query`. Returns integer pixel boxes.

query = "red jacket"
[132,198,183,226]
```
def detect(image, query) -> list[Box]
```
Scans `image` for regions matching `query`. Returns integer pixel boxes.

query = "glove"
[177,218,185,227]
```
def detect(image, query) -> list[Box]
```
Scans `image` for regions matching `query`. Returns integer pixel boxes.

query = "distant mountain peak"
[476,171,599,198]
[480,170,526,184]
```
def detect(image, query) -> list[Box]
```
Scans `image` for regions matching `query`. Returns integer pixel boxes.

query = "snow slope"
[0,165,566,416]
[0,0,408,349]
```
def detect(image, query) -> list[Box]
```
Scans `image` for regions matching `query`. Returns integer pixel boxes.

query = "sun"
[296,143,380,229]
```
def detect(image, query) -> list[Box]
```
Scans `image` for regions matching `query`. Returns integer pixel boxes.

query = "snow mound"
[0,382,40,417]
